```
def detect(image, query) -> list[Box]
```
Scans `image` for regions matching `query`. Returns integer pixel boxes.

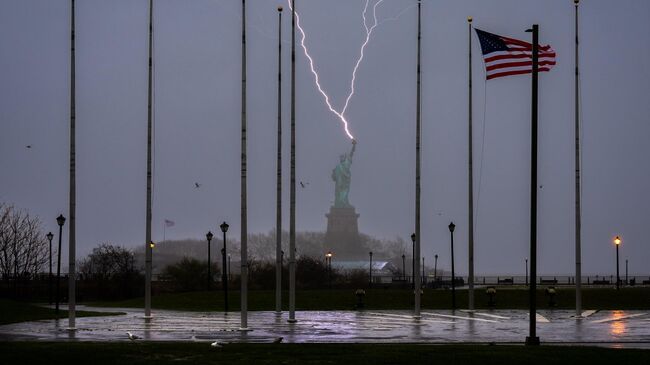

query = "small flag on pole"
[164,219,175,227]
[475,28,556,80]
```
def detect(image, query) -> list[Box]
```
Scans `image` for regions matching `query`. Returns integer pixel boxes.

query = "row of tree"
[134,230,411,271]
[0,202,414,300]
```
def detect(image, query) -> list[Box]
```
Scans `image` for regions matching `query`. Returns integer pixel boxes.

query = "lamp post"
[369,251,373,288]
[411,233,416,289]
[326,251,333,289]
[149,241,155,267]
[401,254,406,282]
[448,222,456,310]
[206,231,213,290]
[614,236,621,290]
[625,259,628,285]
[228,254,231,282]
[220,222,229,312]
[434,254,438,281]
[55,215,65,315]
[46,232,54,305]
[525,257,529,286]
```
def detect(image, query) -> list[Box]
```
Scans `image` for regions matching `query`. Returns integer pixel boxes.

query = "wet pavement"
[1,306,648,348]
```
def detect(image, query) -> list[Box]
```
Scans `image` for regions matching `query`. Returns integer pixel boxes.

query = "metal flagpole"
[467,15,475,311]
[573,0,583,319]
[240,0,249,330]
[68,0,77,330]
[413,0,422,318]
[275,5,283,314]
[288,0,297,324]
[144,0,154,319]
[525,24,540,346]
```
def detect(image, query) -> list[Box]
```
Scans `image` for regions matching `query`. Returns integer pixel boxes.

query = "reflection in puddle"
[609,311,626,336]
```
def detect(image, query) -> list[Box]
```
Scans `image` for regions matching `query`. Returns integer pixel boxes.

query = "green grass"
[0,299,125,325]
[88,287,650,311]
[0,342,647,365]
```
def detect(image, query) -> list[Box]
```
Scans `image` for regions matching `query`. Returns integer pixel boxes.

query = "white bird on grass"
[272,337,283,344]
[126,332,140,340]
[211,341,226,348]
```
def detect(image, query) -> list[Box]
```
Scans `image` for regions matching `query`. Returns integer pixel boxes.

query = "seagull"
[126,332,140,340]
[299,181,309,188]
[25,145,32,149]
[272,337,283,344]
[211,341,226,348]
[194,182,202,189]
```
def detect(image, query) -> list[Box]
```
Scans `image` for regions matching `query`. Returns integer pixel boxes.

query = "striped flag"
[475,28,556,80]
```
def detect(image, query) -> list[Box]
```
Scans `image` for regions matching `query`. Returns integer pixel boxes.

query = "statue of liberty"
[332,139,356,208]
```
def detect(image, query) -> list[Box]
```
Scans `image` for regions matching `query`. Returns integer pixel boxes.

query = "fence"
[371,274,650,287]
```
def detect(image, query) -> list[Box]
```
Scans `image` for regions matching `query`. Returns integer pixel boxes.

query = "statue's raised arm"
[349,139,357,160]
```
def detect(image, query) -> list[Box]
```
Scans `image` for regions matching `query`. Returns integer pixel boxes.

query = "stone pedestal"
[325,206,365,259]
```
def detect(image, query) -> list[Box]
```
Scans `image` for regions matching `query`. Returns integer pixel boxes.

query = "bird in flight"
[25,145,32,149]
[299,181,309,188]
[194,182,202,189]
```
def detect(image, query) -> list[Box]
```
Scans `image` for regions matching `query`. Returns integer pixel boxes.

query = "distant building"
[333,260,398,284]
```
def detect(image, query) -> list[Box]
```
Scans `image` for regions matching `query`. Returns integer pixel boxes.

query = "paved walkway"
[1,306,648,348]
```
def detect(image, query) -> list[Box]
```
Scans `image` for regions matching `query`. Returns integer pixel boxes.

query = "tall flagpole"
[525,24,540,346]
[275,6,283,314]
[240,0,249,330]
[574,0,582,319]
[68,0,77,330]
[467,16,475,311]
[413,0,422,318]
[144,0,154,319]
[288,0,297,324]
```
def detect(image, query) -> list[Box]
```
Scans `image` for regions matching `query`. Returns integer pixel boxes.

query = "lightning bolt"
[342,0,383,117]
[288,0,385,141]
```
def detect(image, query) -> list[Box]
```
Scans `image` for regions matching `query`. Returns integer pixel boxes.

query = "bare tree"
[0,203,48,280]
[79,243,137,280]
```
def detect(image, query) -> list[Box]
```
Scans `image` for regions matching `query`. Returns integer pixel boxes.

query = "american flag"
[164,219,175,227]
[475,28,556,80]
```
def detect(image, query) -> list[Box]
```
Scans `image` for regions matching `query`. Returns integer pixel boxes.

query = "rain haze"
[1,0,648,276]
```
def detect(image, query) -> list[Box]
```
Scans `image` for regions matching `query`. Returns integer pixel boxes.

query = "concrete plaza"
[1,306,648,348]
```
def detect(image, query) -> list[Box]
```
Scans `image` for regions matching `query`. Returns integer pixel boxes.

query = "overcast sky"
[1,0,648,275]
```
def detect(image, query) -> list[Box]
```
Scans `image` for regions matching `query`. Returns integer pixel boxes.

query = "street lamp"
[401,254,406,282]
[368,251,373,288]
[326,251,333,289]
[448,222,456,310]
[46,232,54,305]
[614,235,621,290]
[625,259,628,285]
[148,241,155,284]
[434,254,438,281]
[410,233,416,289]
[525,257,529,286]
[55,215,65,315]
[206,231,213,290]
[220,222,229,312]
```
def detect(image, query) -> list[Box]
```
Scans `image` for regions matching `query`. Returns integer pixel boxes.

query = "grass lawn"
[0,342,648,365]
[0,299,125,325]
[88,287,650,311]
